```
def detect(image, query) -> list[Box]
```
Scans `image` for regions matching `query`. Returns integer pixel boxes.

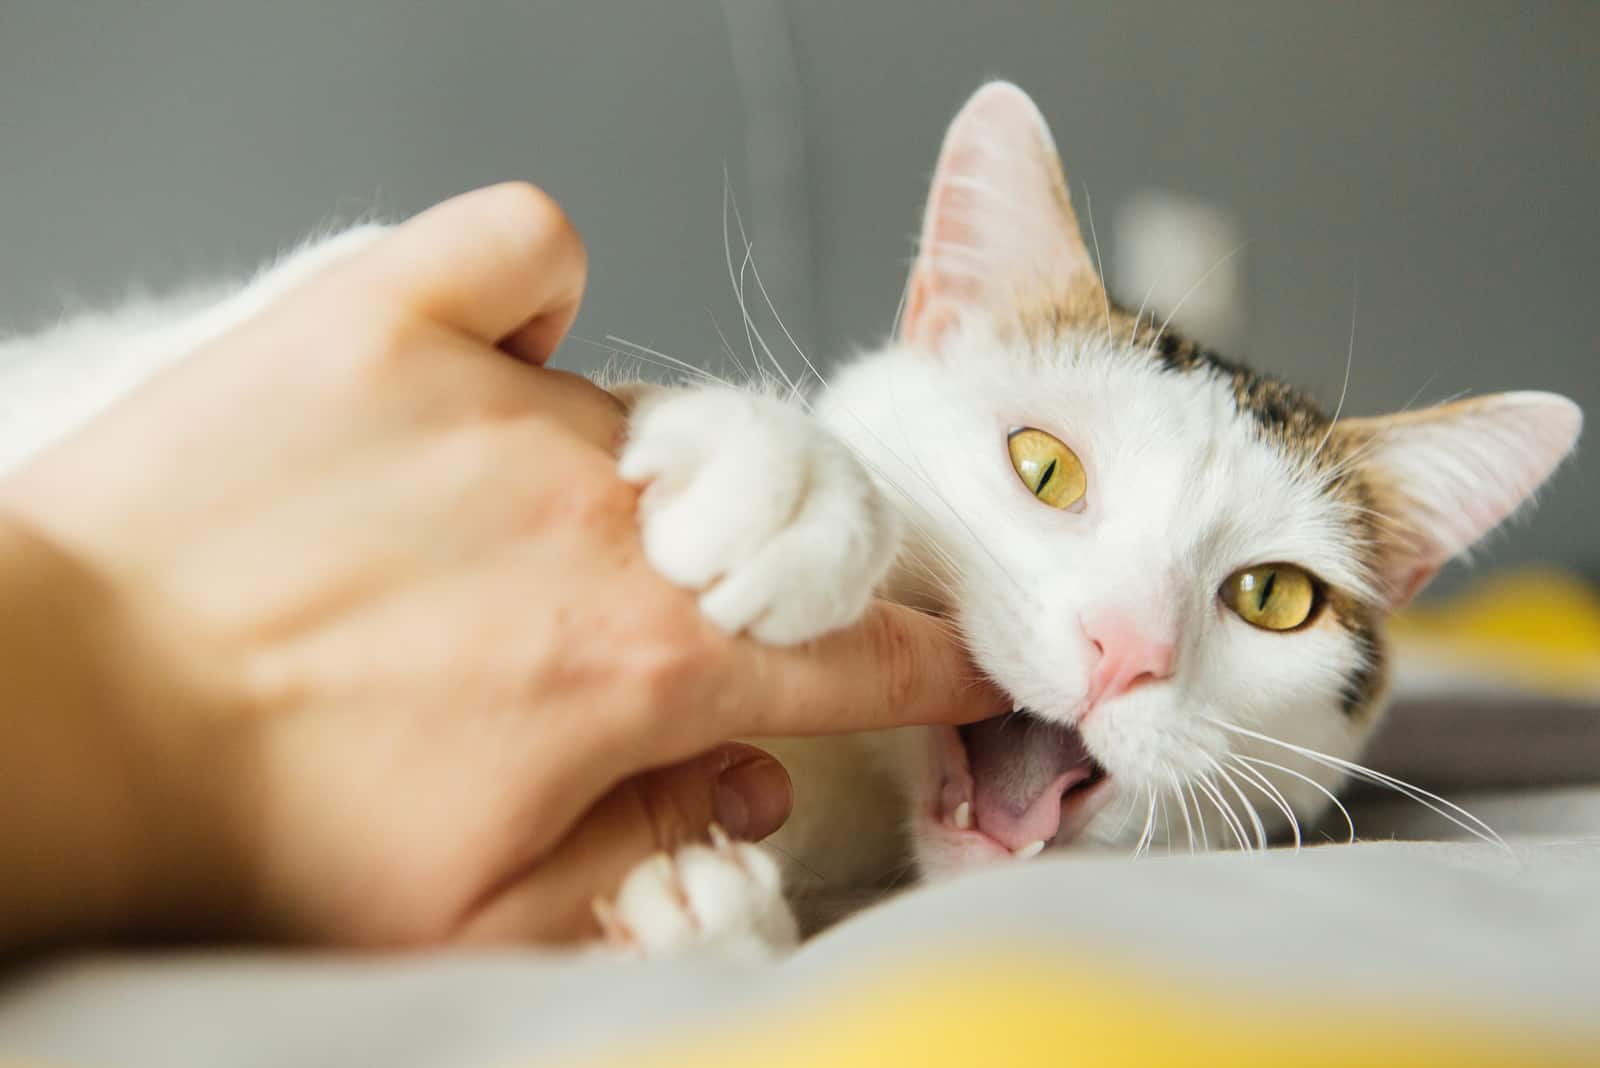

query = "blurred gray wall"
[2,1,1594,588]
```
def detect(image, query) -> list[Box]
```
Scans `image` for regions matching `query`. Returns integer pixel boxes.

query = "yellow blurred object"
[1391,568,1600,698]
[575,951,1592,1068]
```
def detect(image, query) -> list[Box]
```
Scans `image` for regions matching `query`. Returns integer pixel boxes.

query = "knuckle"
[478,181,586,272]
[481,180,561,227]
[338,304,425,382]
[627,626,704,706]
[613,611,720,733]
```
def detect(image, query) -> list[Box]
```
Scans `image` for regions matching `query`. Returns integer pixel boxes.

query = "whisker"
[1212,718,1507,852]
[1165,764,1197,856]
[1082,184,1113,340]
[1147,243,1247,353]
[1195,772,1251,851]
[1129,270,1161,350]
[722,177,798,396]
[1185,781,1212,852]
[572,340,729,390]
[704,311,755,384]
[1212,758,1268,850]
[1228,757,1302,852]
[1236,755,1355,846]
[601,334,736,388]
[1108,781,1145,841]
[765,841,828,885]
[1306,276,1357,470]
[1134,787,1158,858]
[1157,788,1174,855]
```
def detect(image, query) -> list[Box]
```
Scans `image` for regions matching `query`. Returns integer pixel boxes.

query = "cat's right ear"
[900,82,1102,349]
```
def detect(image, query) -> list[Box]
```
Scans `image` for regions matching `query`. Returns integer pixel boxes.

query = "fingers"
[453,744,791,944]
[352,182,588,363]
[715,600,1010,739]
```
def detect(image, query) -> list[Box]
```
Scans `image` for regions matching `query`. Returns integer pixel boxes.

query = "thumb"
[454,744,791,945]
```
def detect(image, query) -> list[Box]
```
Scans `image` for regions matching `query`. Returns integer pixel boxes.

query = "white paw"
[619,388,901,645]
[596,828,799,963]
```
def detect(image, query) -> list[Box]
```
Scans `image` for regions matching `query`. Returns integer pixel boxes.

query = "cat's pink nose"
[1083,617,1175,712]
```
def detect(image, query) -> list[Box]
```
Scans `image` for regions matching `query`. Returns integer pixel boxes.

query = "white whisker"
[601,334,734,387]
[1109,782,1145,840]
[1134,787,1158,858]
[1195,772,1251,851]
[1082,185,1112,340]
[1165,764,1196,855]
[1147,243,1247,353]
[1229,757,1302,852]
[1212,718,1507,852]
[1185,781,1211,852]
[1306,276,1357,471]
[1236,755,1355,846]
[1129,271,1161,349]
[1212,757,1268,850]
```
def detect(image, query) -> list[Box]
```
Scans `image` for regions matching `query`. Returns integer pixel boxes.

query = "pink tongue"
[962,715,1095,851]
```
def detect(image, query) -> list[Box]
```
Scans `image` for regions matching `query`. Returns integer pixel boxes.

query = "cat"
[0,81,1579,964]
[594,81,1583,960]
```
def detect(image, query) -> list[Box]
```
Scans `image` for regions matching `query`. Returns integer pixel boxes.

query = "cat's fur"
[0,83,1579,963]
[602,83,1581,958]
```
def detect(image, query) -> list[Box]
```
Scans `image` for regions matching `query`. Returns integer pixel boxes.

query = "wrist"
[0,513,252,952]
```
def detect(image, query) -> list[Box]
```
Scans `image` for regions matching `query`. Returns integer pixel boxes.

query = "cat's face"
[817,83,1580,876]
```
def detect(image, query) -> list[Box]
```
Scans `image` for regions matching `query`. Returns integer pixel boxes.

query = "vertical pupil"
[1256,570,1277,612]
[1036,457,1057,493]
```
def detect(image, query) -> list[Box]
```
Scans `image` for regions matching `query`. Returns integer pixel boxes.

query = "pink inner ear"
[1348,391,1582,610]
[1389,564,1440,611]
[920,144,997,304]
[899,82,1097,348]
[901,267,946,348]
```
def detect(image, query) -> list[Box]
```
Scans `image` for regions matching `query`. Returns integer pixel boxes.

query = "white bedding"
[4,784,1598,1065]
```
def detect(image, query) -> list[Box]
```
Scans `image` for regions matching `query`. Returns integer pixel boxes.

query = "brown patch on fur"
[1323,588,1390,720]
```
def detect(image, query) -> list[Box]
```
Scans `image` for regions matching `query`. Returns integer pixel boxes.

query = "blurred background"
[1,1,1594,594]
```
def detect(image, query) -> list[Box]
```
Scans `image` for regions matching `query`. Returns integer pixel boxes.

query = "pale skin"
[0,183,1005,954]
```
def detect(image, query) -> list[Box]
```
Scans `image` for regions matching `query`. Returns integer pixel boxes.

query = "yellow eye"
[1007,428,1087,510]
[1222,564,1319,631]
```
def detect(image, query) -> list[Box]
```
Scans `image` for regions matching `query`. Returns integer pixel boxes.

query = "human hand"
[0,184,1005,950]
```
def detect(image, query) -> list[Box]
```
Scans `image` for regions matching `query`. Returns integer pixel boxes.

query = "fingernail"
[714,756,792,841]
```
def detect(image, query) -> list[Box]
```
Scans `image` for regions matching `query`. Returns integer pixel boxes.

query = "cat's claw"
[1013,840,1046,860]
[620,387,901,645]
[599,830,799,963]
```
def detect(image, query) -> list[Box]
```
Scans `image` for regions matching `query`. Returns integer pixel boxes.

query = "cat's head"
[820,82,1581,875]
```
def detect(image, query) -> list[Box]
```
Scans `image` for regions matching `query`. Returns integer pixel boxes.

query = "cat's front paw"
[595,828,799,963]
[620,388,900,645]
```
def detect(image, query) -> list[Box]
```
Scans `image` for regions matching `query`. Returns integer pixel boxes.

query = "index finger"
[714,600,1010,738]
[350,182,588,364]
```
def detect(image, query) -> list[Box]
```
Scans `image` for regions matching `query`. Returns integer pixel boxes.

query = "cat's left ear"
[901,82,1102,349]
[1335,392,1581,608]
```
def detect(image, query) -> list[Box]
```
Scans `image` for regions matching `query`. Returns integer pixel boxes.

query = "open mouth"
[932,710,1112,858]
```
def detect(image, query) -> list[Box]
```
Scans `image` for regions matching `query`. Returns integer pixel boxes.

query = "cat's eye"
[1007,428,1086,510]
[1221,564,1320,631]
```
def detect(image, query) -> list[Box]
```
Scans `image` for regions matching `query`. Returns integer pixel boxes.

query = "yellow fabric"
[1392,568,1600,697]
[578,952,1593,1068]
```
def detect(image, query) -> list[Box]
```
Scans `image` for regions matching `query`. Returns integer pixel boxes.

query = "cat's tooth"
[953,801,973,831]
[1013,840,1046,860]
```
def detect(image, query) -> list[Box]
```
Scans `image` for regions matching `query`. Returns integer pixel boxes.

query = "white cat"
[0,83,1579,964]
[599,82,1582,959]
